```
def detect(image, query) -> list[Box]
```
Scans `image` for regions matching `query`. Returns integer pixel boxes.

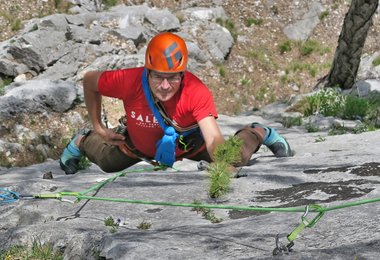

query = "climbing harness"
[2,167,380,255]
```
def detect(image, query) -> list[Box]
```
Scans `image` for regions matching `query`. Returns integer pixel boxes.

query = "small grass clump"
[192,200,223,223]
[104,216,119,233]
[372,56,380,67]
[239,75,251,87]
[279,40,292,54]
[137,220,152,230]
[298,39,330,56]
[218,65,226,78]
[245,17,263,27]
[319,11,330,21]
[281,116,302,128]
[102,0,118,9]
[0,76,13,95]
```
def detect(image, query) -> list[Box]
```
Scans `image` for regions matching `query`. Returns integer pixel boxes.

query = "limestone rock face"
[1,114,380,259]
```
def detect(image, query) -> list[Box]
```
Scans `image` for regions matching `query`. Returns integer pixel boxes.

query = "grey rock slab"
[1,115,380,259]
[283,2,324,41]
[145,8,181,32]
[0,79,80,120]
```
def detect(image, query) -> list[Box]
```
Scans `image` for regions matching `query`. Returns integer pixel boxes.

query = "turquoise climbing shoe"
[251,122,292,157]
[59,135,82,175]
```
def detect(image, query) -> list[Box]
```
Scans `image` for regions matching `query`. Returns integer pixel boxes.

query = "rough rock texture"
[1,114,380,259]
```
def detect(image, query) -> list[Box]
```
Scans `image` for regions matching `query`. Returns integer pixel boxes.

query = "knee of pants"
[96,159,121,173]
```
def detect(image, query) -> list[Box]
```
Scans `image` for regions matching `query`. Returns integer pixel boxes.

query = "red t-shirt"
[98,67,217,158]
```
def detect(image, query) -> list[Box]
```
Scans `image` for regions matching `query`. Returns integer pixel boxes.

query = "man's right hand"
[96,127,126,145]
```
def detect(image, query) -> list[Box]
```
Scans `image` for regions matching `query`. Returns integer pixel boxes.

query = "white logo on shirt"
[130,111,159,128]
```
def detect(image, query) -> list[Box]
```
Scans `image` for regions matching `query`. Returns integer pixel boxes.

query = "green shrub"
[343,95,370,120]
[304,88,345,117]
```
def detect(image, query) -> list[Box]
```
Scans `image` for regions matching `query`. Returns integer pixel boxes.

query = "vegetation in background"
[293,88,380,133]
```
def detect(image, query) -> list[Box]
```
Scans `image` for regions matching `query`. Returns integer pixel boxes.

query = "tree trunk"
[324,0,378,89]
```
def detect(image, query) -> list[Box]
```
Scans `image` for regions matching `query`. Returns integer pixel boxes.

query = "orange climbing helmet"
[145,32,188,73]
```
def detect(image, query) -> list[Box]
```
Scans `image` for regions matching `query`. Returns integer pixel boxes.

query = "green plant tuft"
[104,216,119,233]
[218,65,226,77]
[213,136,242,165]
[208,161,231,198]
[207,136,243,198]
[304,88,345,117]
[279,40,292,54]
[281,116,302,128]
[0,77,13,95]
[137,220,152,230]
[299,39,330,56]
[372,56,380,67]
[343,95,370,120]
[245,17,263,27]
[328,125,347,136]
[319,11,330,21]
[192,200,223,223]
[102,0,118,8]
[215,18,238,41]
[0,239,63,260]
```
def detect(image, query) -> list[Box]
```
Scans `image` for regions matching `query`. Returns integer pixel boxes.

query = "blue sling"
[141,68,180,167]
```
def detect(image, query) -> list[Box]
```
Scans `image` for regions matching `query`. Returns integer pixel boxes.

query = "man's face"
[148,71,182,102]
